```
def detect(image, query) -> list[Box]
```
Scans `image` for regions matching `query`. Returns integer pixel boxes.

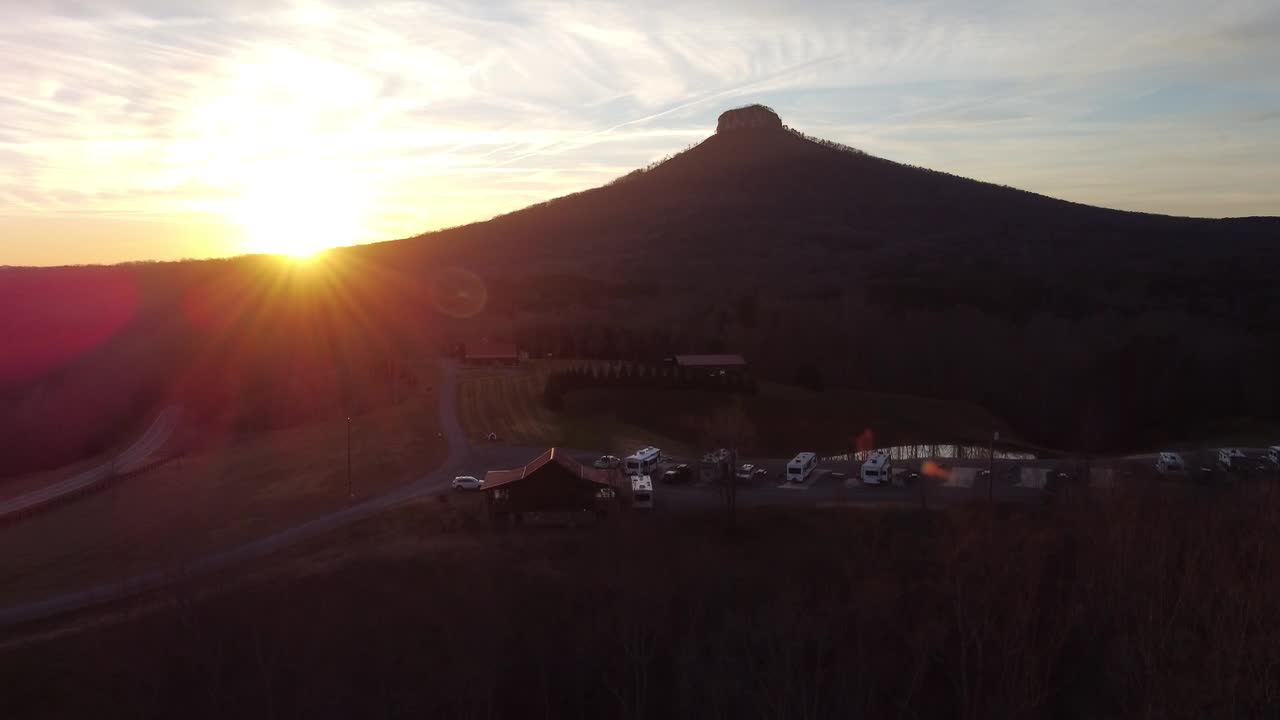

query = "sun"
[229,162,369,258]
[176,46,379,260]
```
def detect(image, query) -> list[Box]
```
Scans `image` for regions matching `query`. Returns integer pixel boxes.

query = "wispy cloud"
[1,0,1278,264]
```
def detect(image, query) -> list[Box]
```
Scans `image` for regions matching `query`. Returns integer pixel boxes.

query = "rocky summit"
[716,104,783,133]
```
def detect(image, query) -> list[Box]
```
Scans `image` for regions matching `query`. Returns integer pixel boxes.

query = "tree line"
[542,362,755,411]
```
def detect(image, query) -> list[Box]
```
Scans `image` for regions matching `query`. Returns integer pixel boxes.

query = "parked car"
[1156,452,1185,474]
[452,475,483,491]
[662,465,693,483]
[593,455,621,470]
[1218,448,1247,472]
[736,463,755,480]
[754,467,769,479]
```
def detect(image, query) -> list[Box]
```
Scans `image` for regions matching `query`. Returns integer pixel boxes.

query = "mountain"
[390,104,1275,262]
[2,105,1278,476]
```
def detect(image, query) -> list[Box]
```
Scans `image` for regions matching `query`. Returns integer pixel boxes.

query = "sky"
[1,0,1278,266]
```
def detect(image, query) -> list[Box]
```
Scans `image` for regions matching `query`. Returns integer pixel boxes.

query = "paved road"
[0,406,182,523]
[0,365,469,629]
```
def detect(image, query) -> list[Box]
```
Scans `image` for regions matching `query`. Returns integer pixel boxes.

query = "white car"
[452,475,483,490]
[736,463,755,480]
[593,455,621,470]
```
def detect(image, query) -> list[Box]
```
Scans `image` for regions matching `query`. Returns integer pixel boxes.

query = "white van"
[861,449,893,485]
[1155,452,1185,474]
[786,452,817,483]
[631,475,653,510]
[1218,448,1246,471]
[624,446,662,476]
[1268,446,1280,467]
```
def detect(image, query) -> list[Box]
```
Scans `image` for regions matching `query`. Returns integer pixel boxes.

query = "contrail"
[487,52,848,168]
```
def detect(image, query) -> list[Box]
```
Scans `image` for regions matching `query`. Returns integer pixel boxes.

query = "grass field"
[0,361,446,607]
[567,382,1018,456]
[457,361,696,457]
[458,361,1018,458]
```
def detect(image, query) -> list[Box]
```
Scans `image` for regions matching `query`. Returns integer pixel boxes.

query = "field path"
[0,362,469,629]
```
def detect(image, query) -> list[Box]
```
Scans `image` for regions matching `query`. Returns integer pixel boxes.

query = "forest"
[3,487,1278,719]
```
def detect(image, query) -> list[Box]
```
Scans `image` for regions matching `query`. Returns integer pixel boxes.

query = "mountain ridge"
[375,108,1274,274]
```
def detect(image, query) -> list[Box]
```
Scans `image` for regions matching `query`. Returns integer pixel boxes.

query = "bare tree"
[699,397,756,531]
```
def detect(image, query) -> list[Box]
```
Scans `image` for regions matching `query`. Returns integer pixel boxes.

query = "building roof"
[675,354,747,368]
[482,448,616,490]
[465,341,519,359]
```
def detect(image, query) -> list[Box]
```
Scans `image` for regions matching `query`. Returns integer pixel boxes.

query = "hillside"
[2,104,1278,476]
[356,105,1279,452]
[5,493,1280,718]
[374,105,1276,266]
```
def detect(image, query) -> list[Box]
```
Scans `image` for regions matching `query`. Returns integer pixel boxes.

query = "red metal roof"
[465,342,519,359]
[482,448,617,490]
[675,354,747,368]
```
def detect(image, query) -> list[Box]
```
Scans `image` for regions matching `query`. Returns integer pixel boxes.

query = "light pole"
[988,429,998,504]
[346,416,353,499]
[728,447,738,531]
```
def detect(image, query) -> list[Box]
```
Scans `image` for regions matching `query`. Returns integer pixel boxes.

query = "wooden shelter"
[482,448,622,525]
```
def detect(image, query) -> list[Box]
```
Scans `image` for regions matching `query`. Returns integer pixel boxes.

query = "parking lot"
[455,442,1279,512]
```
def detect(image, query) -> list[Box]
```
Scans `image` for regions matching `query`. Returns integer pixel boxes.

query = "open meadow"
[457,360,696,455]
[0,362,445,606]
[458,360,1021,457]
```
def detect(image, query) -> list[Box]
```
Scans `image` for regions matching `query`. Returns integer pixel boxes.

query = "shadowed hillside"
[3,105,1278,476]
[5,492,1280,719]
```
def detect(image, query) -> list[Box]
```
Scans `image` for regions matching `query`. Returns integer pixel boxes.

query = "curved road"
[0,362,470,629]
[0,406,182,523]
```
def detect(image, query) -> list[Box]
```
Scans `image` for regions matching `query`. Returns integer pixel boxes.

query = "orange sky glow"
[2,1,1277,266]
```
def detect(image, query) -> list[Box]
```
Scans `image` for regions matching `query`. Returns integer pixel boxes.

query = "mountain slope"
[386,107,1274,270]
[2,105,1277,477]
[346,105,1278,451]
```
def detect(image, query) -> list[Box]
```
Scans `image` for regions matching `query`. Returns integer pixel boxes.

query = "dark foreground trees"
[4,487,1279,719]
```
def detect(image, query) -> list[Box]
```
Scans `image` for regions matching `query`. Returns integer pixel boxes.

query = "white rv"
[1155,452,1185,474]
[631,475,654,510]
[1218,448,1246,471]
[861,450,893,485]
[624,446,662,476]
[786,452,817,483]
